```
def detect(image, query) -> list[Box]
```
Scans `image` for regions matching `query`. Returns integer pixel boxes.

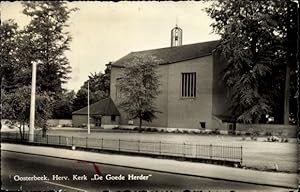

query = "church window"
[181,73,196,97]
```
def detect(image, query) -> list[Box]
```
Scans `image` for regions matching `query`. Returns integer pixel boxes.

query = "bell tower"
[171,24,182,47]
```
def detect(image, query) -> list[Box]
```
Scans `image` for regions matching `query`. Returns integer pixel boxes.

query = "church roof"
[112,40,220,67]
[72,97,120,116]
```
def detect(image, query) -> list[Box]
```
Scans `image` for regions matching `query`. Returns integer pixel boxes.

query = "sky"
[1,1,219,92]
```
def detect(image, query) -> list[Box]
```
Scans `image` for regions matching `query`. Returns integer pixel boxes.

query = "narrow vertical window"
[181,73,196,97]
[194,73,196,97]
[187,74,190,97]
[191,74,194,97]
[184,73,187,97]
[181,74,184,97]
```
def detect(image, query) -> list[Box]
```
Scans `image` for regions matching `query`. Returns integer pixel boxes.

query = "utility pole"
[88,81,90,134]
[29,62,37,142]
[0,77,3,131]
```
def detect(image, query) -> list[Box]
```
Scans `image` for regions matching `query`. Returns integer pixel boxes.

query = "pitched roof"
[112,40,220,67]
[72,97,120,116]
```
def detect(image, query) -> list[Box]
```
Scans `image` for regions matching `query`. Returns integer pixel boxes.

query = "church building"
[110,25,230,130]
[72,25,297,137]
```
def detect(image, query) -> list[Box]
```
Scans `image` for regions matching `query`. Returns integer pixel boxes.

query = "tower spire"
[171,21,182,47]
[176,16,178,27]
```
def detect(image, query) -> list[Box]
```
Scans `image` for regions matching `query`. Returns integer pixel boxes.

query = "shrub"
[159,129,165,133]
[245,132,251,136]
[252,130,260,137]
[211,128,220,135]
[265,131,272,136]
[150,128,158,132]
[267,136,280,142]
[174,129,180,133]
[250,130,259,141]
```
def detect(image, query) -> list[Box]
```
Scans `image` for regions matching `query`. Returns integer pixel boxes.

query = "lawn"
[39,129,298,173]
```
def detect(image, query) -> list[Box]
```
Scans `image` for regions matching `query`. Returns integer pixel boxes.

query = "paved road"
[1,151,290,192]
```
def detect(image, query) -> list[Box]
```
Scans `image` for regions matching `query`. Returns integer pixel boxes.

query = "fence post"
[118,139,120,151]
[138,140,140,152]
[59,136,61,145]
[86,137,88,148]
[159,141,162,155]
[72,136,74,146]
[47,135,48,145]
[101,138,103,149]
[209,144,212,159]
[240,146,243,165]
[183,143,185,157]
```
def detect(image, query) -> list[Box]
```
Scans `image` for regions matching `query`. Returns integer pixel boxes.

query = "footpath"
[1,143,297,189]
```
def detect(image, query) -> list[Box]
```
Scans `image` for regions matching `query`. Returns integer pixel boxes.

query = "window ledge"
[180,97,197,100]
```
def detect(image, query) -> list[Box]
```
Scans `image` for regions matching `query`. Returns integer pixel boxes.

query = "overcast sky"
[1,1,219,92]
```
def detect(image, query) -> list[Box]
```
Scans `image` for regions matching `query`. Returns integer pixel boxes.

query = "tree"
[205,0,298,124]
[2,86,52,139]
[0,20,19,92]
[1,2,77,137]
[72,63,111,111]
[52,90,75,119]
[21,1,77,96]
[285,0,299,125]
[117,55,160,132]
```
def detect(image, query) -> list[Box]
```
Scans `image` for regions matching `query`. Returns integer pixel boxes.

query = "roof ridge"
[72,97,110,114]
[130,40,220,54]
[112,40,220,67]
[72,97,120,116]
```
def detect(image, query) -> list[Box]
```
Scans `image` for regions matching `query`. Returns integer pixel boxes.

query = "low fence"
[1,132,243,165]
